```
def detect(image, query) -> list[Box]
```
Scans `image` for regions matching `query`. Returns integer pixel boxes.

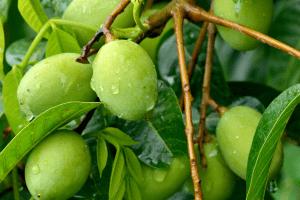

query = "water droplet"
[111,84,120,94]
[35,83,41,91]
[190,33,195,38]
[128,83,132,88]
[233,150,237,154]
[32,165,40,175]
[152,169,168,182]
[43,161,48,165]
[146,101,155,111]
[267,180,278,193]
[236,135,239,139]
[100,85,104,91]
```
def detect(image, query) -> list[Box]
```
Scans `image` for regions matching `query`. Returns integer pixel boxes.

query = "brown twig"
[76,0,131,63]
[172,5,203,200]
[179,21,209,111]
[184,4,300,60]
[144,0,155,11]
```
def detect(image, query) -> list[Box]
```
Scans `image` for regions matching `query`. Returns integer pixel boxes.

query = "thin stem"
[179,21,209,111]
[133,0,147,32]
[12,167,21,200]
[19,21,51,71]
[194,1,217,171]
[185,4,300,60]
[172,6,203,200]
[77,0,131,63]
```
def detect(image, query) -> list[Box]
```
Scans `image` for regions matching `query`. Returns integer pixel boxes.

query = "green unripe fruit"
[62,0,134,48]
[216,106,283,180]
[91,40,158,121]
[186,138,236,200]
[17,53,96,119]
[138,156,191,200]
[139,3,174,64]
[25,130,91,200]
[214,0,274,51]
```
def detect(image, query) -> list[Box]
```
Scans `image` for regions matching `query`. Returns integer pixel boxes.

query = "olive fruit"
[139,2,174,64]
[186,138,236,200]
[216,106,283,180]
[62,0,134,48]
[25,130,91,200]
[214,0,274,51]
[138,156,191,200]
[91,40,158,121]
[17,53,96,119]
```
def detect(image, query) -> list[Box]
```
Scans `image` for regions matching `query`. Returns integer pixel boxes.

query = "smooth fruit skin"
[62,0,134,48]
[25,130,91,200]
[214,0,274,51]
[17,53,96,119]
[138,156,191,200]
[186,138,236,200]
[216,106,283,180]
[91,40,158,121]
[139,3,174,64]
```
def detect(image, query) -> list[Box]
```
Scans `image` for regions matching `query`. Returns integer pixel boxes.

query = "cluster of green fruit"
[16,0,281,199]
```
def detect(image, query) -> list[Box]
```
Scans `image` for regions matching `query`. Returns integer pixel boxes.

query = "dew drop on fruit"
[152,169,168,182]
[111,84,120,94]
[146,101,155,112]
[32,165,40,175]
[233,150,237,154]
[236,135,239,139]
[100,85,104,91]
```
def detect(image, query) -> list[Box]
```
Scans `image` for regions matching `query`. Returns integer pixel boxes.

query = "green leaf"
[158,22,232,108]
[0,20,4,82]
[18,0,50,38]
[102,127,138,146]
[0,101,100,182]
[109,148,125,200]
[3,65,29,134]
[5,38,47,67]
[45,27,81,57]
[246,84,300,199]
[117,81,188,168]
[114,179,126,200]
[124,147,143,183]
[97,136,108,178]
[0,0,12,23]
[125,177,142,200]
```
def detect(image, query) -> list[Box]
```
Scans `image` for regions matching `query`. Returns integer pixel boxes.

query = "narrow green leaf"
[18,0,50,38]
[117,81,188,168]
[0,101,100,182]
[102,127,138,146]
[109,148,125,200]
[124,147,142,183]
[246,84,300,199]
[114,179,126,200]
[0,20,4,82]
[45,27,81,57]
[0,119,4,150]
[126,177,142,200]
[97,136,108,178]
[3,65,29,134]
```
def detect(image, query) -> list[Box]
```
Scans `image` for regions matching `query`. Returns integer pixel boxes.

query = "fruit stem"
[172,5,203,200]
[179,21,209,111]
[132,0,147,33]
[185,3,300,60]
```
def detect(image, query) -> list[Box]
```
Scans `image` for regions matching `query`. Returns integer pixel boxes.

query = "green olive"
[91,40,158,121]
[17,53,96,119]
[138,156,191,200]
[216,106,283,180]
[25,130,91,200]
[186,137,236,200]
[139,2,174,64]
[62,0,134,48]
[214,0,274,51]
